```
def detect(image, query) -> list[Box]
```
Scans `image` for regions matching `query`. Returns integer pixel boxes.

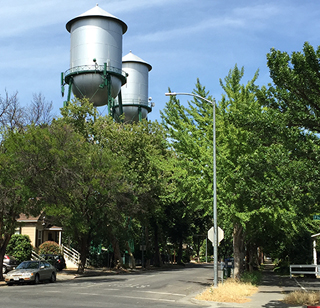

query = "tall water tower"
[61,5,128,113]
[113,51,153,123]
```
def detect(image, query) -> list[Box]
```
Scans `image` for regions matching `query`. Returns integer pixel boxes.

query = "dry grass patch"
[195,278,258,303]
[283,290,320,306]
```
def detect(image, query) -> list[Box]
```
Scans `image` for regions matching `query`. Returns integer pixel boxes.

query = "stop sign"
[208,226,224,245]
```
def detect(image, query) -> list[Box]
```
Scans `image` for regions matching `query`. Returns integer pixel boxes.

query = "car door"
[39,261,50,280]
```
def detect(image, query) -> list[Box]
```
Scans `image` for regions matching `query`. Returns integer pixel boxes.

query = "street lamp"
[165,92,218,287]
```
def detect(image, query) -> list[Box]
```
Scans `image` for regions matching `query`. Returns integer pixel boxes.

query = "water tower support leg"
[107,74,112,116]
[138,106,142,122]
[65,77,73,106]
[61,72,65,97]
[118,91,124,116]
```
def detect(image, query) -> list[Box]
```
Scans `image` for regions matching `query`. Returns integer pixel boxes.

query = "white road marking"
[108,295,175,302]
[74,292,175,302]
[293,277,307,291]
[137,290,186,297]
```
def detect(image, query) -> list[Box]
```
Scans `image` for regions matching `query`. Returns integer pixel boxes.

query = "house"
[16,213,62,248]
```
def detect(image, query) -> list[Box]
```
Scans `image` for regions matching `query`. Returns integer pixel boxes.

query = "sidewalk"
[202,263,309,308]
[240,265,298,308]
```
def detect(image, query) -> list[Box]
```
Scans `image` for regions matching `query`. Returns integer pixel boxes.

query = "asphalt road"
[1,263,216,308]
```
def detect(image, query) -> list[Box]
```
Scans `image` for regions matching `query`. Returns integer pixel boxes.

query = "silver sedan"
[5,260,56,285]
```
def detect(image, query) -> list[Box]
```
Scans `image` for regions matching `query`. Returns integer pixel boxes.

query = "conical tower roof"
[66,4,127,34]
[122,51,152,71]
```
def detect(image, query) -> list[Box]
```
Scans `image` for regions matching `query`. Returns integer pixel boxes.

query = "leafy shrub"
[273,259,290,275]
[6,234,32,262]
[240,271,262,285]
[39,241,61,255]
[89,250,110,268]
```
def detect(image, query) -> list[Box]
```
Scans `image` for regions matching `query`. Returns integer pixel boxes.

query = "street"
[1,263,215,308]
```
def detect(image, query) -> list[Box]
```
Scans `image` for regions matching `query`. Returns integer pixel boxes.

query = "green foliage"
[199,239,213,262]
[260,42,320,133]
[6,234,32,262]
[273,259,290,275]
[163,64,320,276]
[161,80,215,261]
[38,241,61,255]
[49,99,174,270]
[240,271,262,285]
[256,42,320,261]
[88,250,111,268]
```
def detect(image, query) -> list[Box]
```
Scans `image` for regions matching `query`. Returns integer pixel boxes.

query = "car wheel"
[6,283,13,286]
[2,265,6,274]
[50,272,56,283]
[34,274,40,284]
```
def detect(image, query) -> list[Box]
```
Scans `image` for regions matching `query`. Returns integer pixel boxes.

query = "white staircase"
[61,244,80,269]
[31,250,41,260]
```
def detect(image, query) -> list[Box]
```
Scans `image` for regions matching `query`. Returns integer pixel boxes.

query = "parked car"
[40,254,66,271]
[2,255,18,274]
[5,260,56,285]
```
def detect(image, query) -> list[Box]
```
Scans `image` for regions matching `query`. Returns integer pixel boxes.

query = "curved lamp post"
[165,92,218,287]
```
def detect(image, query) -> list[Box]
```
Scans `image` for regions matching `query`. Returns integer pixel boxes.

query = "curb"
[0,272,76,286]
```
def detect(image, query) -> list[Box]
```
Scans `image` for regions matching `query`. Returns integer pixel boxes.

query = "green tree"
[259,42,320,133]
[42,100,129,273]
[0,91,55,281]
[161,79,216,264]
[0,120,86,280]
[256,42,320,262]
[219,65,320,273]
[94,116,173,267]
[162,67,318,277]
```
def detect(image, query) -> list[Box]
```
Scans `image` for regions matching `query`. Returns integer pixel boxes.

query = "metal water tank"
[114,51,152,122]
[63,5,127,107]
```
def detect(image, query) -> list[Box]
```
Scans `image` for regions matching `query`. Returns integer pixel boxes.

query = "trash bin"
[224,258,234,278]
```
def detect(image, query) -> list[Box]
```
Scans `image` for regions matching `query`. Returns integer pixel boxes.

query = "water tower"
[113,51,153,123]
[61,5,127,113]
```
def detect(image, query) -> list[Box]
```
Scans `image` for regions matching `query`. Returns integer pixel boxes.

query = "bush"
[89,250,111,268]
[284,290,320,305]
[39,241,61,255]
[240,271,263,285]
[6,234,32,262]
[273,259,290,275]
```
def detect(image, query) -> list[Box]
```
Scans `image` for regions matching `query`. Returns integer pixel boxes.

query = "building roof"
[17,214,41,223]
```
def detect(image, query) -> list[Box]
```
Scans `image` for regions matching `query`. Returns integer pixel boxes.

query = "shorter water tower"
[61,5,128,113]
[113,51,152,123]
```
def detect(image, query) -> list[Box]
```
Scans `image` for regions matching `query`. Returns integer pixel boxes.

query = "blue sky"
[1,0,320,122]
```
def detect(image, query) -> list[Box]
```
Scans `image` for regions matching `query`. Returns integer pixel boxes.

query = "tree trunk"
[0,233,11,281]
[176,237,183,265]
[153,223,162,267]
[112,237,123,269]
[246,242,259,272]
[78,235,89,274]
[126,241,136,269]
[144,226,150,268]
[258,247,264,265]
[233,223,245,278]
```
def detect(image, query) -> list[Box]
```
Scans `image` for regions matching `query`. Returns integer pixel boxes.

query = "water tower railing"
[64,64,127,85]
[114,97,153,109]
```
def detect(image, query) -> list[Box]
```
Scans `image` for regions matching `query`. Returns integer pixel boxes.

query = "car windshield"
[16,261,39,269]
